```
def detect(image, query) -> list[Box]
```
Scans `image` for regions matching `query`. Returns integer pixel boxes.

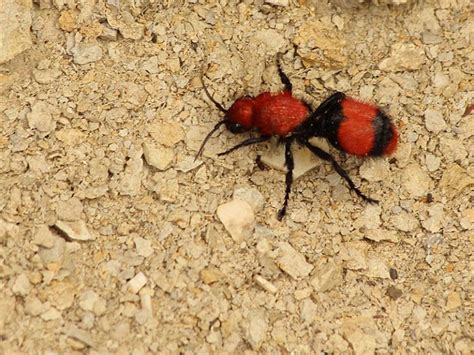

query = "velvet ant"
[196,58,398,220]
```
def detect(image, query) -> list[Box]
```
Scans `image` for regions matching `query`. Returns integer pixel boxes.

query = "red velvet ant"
[196,58,398,220]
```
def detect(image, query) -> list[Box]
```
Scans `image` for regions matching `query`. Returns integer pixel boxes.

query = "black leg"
[277,140,295,220]
[301,140,378,203]
[277,56,292,92]
[218,136,270,156]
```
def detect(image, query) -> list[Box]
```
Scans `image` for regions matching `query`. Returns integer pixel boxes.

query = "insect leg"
[277,56,293,92]
[277,139,295,220]
[217,136,270,156]
[302,140,378,203]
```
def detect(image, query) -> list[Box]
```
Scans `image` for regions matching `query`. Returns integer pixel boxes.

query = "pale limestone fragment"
[254,275,277,294]
[217,200,255,243]
[54,220,95,241]
[277,242,314,279]
[127,272,147,294]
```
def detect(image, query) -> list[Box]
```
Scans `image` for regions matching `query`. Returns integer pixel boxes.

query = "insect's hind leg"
[301,139,378,204]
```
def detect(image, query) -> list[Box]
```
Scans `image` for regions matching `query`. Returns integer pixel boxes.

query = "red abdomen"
[337,97,397,156]
[253,91,309,136]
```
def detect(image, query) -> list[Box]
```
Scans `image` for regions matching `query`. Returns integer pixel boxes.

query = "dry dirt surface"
[0,0,473,353]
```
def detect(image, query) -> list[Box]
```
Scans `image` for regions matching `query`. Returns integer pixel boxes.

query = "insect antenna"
[201,75,227,113]
[195,120,227,160]
[195,75,229,160]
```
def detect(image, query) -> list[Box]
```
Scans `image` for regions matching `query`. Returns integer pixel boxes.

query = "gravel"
[0,0,472,353]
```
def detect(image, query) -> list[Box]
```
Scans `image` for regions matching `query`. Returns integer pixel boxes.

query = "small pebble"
[127,272,147,294]
[200,266,223,284]
[254,275,277,294]
[142,141,175,171]
[233,186,265,212]
[72,43,103,65]
[387,286,403,300]
[402,163,431,197]
[265,0,288,5]
[310,260,343,292]
[54,220,95,241]
[33,225,57,248]
[56,197,83,222]
[246,310,268,350]
[389,268,399,280]
[260,143,321,180]
[217,200,255,243]
[424,109,447,133]
[40,307,62,321]
[134,237,154,258]
[277,242,314,279]
[445,291,462,311]
[27,101,55,135]
[12,273,31,296]
[147,121,184,147]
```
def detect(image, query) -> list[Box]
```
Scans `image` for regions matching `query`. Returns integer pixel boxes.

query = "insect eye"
[226,121,247,133]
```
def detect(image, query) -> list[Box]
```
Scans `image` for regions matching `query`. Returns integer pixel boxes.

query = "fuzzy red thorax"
[227,91,310,136]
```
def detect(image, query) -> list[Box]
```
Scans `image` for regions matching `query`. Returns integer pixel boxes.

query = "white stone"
[127,272,147,293]
[71,42,103,65]
[233,186,265,212]
[421,203,445,232]
[54,220,95,241]
[247,310,267,350]
[378,42,426,71]
[118,154,143,196]
[392,211,419,232]
[300,298,318,324]
[356,205,381,230]
[401,163,431,197]
[27,101,55,135]
[277,242,313,279]
[25,296,47,316]
[33,225,56,248]
[445,291,462,311]
[425,153,441,172]
[260,142,323,180]
[342,322,376,355]
[217,200,255,243]
[78,290,99,312]
[310,260,343,292]
[0,0,32,64]
[340,241,368,271]
[12,273,31,296]
[254,275,277,294]
[424,109,447,133]
[367,228,399,242]
[141,56,159,73]
[0,220,19,243]
[253,29,285,53]
[359,159,390,182]
[142,141,174,171]
[40,307,62,321]
[134,237,154,257]
[366,257,390,279]
[265,0,288,6]
[56,197,83,222]
[147,121,184,147]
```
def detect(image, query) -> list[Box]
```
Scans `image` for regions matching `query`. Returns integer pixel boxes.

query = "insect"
[196,58,398,220]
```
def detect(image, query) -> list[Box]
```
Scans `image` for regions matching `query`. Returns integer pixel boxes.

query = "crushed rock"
[0,0,471,353]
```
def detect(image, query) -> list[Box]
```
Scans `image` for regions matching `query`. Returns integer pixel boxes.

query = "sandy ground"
[0,0,473,353]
